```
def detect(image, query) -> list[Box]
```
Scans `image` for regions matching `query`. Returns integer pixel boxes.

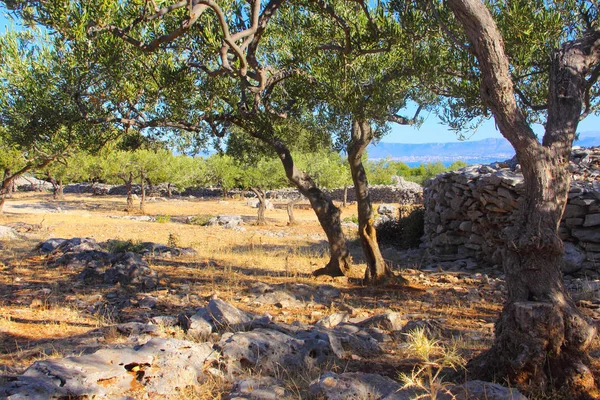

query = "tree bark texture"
[167,183,173,198]
[124,172,134,212]
[57,179,64,200]
[287,198,299,225]
[250,187,267,225]
[1,169,11,214]
[447,0,600,396]
[47,172,59,200]
[348,120,398,285]
[140,170,146,213]
[250,130,351,277]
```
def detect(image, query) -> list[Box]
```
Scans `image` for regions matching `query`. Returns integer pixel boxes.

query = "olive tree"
[433,0,600,396]
[4,0,358,277]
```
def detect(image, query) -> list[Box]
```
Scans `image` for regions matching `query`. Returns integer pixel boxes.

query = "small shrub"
[106,239,146,254]
[343,215,359,224]
[168,232,182,248]
[156,214,171,223]
[376,206,424,249]
[399,327,465,400]
[188,214,214,226]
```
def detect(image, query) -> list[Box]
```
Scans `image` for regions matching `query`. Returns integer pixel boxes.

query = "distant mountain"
[369,132,600,165]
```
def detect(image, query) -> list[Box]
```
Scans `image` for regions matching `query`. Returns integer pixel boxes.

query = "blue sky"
[1,10,598,145]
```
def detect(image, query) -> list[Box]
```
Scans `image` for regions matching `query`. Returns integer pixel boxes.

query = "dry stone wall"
[423,147,600,277]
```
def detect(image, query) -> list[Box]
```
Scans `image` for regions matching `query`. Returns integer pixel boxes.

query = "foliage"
[156,215,171,224]
[366,159,467,185]
[204,154,241,194]
[187,215,214,226]
[238,157,288,191]
[399,328,465,400]
[167,233,181,248]
[376,207,424,249]
[295,150,352,190]
[106,239,146,254]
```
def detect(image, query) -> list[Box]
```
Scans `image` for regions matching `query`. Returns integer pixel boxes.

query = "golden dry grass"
[0,192,598,399]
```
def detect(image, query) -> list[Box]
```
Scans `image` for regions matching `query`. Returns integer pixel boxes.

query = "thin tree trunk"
[250,130,351,277]
[343,185,348,208]
[250,187,267,225]
[0,160,52,214]
[1,169,11,213]
[167,183,172,198]
[140,170,146,213]
[348,120,400,285]
[57,179,64,200]
[125,172,134,212]
[47,172,59,200]
[287,197,299,225]
[446,0,600,395]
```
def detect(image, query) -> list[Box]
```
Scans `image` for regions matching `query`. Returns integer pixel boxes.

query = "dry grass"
[0,192,598,399]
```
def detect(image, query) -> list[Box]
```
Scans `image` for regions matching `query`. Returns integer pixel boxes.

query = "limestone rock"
[255,290,304,308]
[563,242,586,274]
[104,252,157,289]
[208,215,244,228]
[218,329,331,376]
[316,312,349,328]
[355,312,405,332]
[450,380,527,400]
[0,338,218,399]
[309,372,417,400]
[377,204,398,216]
[229,377,290,400]
[206,299,254,330]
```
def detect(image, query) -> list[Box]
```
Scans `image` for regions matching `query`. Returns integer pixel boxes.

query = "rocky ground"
[0,194,599,399]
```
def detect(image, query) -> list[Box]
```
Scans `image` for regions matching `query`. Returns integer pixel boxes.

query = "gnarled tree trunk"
[250,187,267,225]
[348,120,399,285]
[447,0,600,396]
[468,153,596,394]
[251,130,351,277]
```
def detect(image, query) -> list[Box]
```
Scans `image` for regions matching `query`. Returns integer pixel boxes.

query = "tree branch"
[387,104,424,125]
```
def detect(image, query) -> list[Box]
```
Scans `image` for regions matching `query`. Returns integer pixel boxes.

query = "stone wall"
[62,180,424,205]
[423,147,600,277]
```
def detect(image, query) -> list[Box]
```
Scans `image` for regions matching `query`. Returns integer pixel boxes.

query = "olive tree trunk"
[1,169,12,214]
[348,120,398,285]
[287,197,299,225]
[121,172,134,212]
[57,179,63,200]
[447,0,600,395]
[251,130,351,277]
[140,170,146,213]
[250,187,267,225]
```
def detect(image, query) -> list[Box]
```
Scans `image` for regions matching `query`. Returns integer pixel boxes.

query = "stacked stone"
[423,147,600,277]
[328,182,423,205]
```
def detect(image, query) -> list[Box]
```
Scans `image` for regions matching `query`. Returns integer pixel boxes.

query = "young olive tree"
[4,0,358,277]
[239,157,287,225]
[0,30,112,212]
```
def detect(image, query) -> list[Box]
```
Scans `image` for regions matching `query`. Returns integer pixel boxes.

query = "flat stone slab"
[0,338,217,399]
